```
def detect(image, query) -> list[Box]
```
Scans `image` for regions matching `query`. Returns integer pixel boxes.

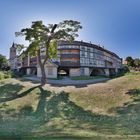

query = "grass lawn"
[0,73,140,139]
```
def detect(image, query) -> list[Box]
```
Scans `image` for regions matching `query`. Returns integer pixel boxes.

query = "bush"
[0,71,5,80]
[0,71,13,80]
[122,65,130,73]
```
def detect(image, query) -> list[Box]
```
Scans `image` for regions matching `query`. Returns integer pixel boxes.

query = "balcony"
[60,61,80,67]
[60,54,80,58]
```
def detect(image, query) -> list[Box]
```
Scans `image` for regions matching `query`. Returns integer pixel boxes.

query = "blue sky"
[0,0,140,59]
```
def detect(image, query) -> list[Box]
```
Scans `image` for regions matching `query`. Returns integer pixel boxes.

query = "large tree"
[126,56,134,67]
[16,20,82,85]
[134,58,140,68]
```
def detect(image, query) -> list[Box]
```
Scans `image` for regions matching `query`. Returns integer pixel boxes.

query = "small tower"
[10,42,17,60]
[9,42,17,70]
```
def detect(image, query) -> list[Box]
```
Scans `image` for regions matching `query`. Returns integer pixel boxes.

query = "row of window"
[58,45,79,49]
[61,59,79,62]
[80,50,121,64]
[58,52,79,55]
[80,51,104,60]
[80,58,105,66]
[80,46,103,55]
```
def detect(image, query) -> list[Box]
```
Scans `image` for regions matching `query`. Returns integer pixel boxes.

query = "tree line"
[125,56,140,68]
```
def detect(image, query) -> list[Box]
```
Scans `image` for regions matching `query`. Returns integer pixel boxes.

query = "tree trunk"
[37,50,47,86]
[40,65,46,86]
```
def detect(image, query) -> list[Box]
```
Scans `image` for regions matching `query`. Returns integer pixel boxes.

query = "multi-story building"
[57,41,122,77]
[9,41,122,78]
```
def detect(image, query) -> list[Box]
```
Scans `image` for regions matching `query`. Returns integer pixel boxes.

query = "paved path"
[24,76,110,86]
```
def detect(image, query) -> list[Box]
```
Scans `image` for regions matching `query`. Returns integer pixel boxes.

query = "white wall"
[70,68,80,77]
[37,66,57,78]
[37,67,41,77]
[45,67,57,78]
[84,67,90,76]
[104,69,110,76]
[27,68,31,75]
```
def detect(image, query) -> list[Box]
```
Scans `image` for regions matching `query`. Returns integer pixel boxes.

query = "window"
[85,59,89,65]
[87,51,90,58]
[90,48,93,52]
[81,51,85,57]
[90,53,93,58]
[89,59,93,65]
[81,46,85,50]
[87,48,90,52]
[85,52,87,57]
[80,58,85,64]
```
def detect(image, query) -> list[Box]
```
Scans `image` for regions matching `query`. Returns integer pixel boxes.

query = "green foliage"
[16,20,82,61]
[0,54,8,70]
[125,71,140,75]
[0,71,5,80]
[125,56,134,67]
[122,65,130,72]
[16,44,25,55]
[49,40,57,59]
[134,58,140,67]
[125,56,140,71]
[0,71,12,80]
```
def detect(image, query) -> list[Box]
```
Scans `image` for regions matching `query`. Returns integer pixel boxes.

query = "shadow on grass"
[1,83,140,139]
[0,83,24,99]
[0,83,113,139]
[109,89,140,115]
[0,85,39,103]
[107,89,140,135]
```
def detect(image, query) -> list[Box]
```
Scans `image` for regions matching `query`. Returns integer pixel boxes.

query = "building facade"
[9,41,122,78]
[57,41,122,77]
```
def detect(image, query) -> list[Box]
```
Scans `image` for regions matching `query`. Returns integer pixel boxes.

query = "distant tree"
[0,54,8,70]
[134,58,140,68]
[16,20,82,86]
[125,56,134,67]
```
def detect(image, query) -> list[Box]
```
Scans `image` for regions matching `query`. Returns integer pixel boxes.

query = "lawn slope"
[0,73,140,140]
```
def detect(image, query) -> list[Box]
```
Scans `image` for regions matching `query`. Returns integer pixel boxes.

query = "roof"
[58,40,121,59]
[10,42,17,49]
[44,60,59,68]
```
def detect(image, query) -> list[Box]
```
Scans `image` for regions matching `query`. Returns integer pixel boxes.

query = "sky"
[0,0,140,59]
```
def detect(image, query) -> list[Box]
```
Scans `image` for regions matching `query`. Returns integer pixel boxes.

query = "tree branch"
[42,24,57,66]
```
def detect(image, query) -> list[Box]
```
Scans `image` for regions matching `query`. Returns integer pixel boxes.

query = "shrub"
[123,65,130,73]
[0,71,5,80]
[0,71,13,80]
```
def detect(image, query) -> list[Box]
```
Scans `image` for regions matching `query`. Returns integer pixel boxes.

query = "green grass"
[70,75,107,80]
[48,76,63,80]
[0,73,140,139]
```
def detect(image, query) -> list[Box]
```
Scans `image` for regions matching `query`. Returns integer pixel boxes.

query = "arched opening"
[109,68,116,76]
[58,68,69,77]
[90,68,105,76]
